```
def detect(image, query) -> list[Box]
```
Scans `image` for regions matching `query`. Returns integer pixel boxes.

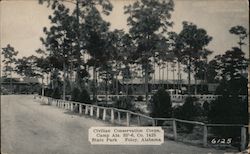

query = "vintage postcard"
[0,0,249,153]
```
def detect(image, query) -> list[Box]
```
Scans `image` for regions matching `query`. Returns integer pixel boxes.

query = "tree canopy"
[1,44,19,77]
[124,0,174,103]
[174,21,213,94]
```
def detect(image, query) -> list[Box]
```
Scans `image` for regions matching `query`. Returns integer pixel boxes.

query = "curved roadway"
[1,95,229,154]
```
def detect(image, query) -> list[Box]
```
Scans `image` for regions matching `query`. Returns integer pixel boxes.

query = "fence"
[34,95,248,151]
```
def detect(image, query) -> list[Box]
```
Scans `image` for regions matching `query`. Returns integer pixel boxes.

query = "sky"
[0,0,249,79]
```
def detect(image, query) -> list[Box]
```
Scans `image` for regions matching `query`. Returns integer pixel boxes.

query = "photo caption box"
[88,127,164,145]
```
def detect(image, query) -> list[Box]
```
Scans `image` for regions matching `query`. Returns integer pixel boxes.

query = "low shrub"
[208,95,248,139]
[71,87,91,104]
[51,87,61,99]
[150,88,172,118]
[114,96,134,110]
[173,97,203,133]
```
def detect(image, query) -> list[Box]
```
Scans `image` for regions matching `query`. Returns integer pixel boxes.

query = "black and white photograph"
[0,0,249,153]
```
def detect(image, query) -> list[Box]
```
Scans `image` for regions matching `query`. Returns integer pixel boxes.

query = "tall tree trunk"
[93,66,97,102]
[204,57,208,93]
[63,61,66,100]
[46,73,49,87]
[179,71,182,92]
[177,61,181,90]
[194,76,197,95]
[172,63,175,90]
[115,63,119,96]
[201,72,204,93]
[42,75,45,97]
[153,53,156,90]
[188,56,191,95]
[51,69,54,90]
[166,62,169,89]
[159,64,161,86]
[75,0,82,89]
[126,80,129,96]
[145,64,149,104]
[122,77,124,95]
[105,73,108,106]
[10,69,13,94]
[128,64,133,95]
[131,77,134,95]
[162,64,165,89]
[86,64,90,93]
[116,74,119,95]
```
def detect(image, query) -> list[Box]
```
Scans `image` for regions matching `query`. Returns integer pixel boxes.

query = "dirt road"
[1,95,228,154]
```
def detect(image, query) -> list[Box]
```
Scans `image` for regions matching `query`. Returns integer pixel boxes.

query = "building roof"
[22,77,39,83]
[1,77,39,84]
[119,78,204,85]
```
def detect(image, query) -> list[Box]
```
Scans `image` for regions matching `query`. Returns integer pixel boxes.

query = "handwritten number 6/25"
[211,138,232,144]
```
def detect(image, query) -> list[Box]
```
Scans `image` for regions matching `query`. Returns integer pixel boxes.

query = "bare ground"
[1,95,230,154]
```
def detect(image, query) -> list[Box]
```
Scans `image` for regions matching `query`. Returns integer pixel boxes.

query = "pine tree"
[1,44,19,94]
[124,0,174,103]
